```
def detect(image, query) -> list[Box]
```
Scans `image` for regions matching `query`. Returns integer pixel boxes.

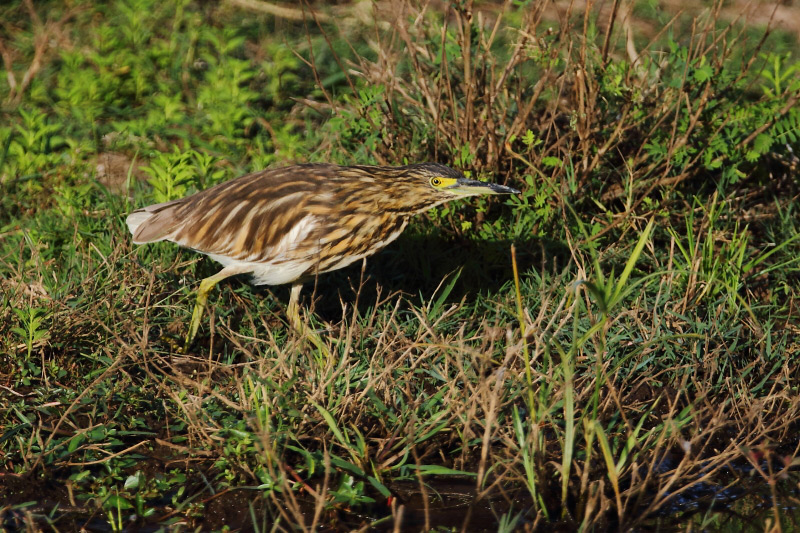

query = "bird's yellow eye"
[431,177,443,187]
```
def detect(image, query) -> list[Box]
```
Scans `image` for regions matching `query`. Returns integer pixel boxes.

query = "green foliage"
[667,196,749,307]
[10,305,50,385]
[322,84,386,165]
[140,147,201,203]
[760,52,800,97]
[638,48,800,185]
[3,109,64,181]
[198,60,257,142]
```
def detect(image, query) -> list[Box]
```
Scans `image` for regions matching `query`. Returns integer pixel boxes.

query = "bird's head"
[375,162,520,213]
[411,162,519,196]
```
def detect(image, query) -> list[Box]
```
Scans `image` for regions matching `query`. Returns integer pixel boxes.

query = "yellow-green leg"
[286,283,304,333]
[183,265,249,352]
[287,283,329,356]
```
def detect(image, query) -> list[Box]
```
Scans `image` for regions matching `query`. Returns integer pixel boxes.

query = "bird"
[126,162,519,351]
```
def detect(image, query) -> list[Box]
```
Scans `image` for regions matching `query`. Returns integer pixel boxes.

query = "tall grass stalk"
[511,244,535,414]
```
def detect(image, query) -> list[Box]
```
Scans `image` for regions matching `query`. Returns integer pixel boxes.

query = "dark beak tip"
[491,184,521,195]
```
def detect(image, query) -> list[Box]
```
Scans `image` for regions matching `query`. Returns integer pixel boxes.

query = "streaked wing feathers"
[128,166,333,259]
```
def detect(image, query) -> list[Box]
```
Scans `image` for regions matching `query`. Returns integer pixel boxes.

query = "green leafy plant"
[140,147,198,202]
[11,305,50,384]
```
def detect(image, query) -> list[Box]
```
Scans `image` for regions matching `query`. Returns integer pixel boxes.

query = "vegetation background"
[1,0,799,530]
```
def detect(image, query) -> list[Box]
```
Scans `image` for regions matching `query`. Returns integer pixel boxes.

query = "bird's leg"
[287,283,303,333]
[183,265,248,352]
[287,282,329,357]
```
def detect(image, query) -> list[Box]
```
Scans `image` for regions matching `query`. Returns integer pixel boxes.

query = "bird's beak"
[448,178,521,196]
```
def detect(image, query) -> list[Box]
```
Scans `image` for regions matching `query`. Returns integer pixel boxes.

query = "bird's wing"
[129,167,335,260]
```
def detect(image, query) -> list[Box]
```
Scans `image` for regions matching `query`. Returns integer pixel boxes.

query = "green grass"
[1,0,800,531]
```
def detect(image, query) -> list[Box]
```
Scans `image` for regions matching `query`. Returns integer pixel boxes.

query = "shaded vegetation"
[1,0,800,530]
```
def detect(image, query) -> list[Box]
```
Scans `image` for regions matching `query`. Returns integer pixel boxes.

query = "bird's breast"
[312,213,410,275]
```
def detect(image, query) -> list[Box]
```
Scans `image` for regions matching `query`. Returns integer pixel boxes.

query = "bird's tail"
[126,200,182,244]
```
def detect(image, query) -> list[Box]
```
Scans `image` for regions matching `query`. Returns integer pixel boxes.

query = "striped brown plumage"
[126,162,519,350]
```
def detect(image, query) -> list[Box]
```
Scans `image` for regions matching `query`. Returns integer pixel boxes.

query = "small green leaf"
[752,133,773,154]
[693,65,713,83]
[67,434,85,453]
[412,465,476,476]
[103,494,133,510]
[541,156,562,168]
[367,476,391,498]
[124,472,142,491]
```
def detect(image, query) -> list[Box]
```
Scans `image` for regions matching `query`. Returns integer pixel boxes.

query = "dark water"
[641,490,800,532]
[2,471,798,531]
